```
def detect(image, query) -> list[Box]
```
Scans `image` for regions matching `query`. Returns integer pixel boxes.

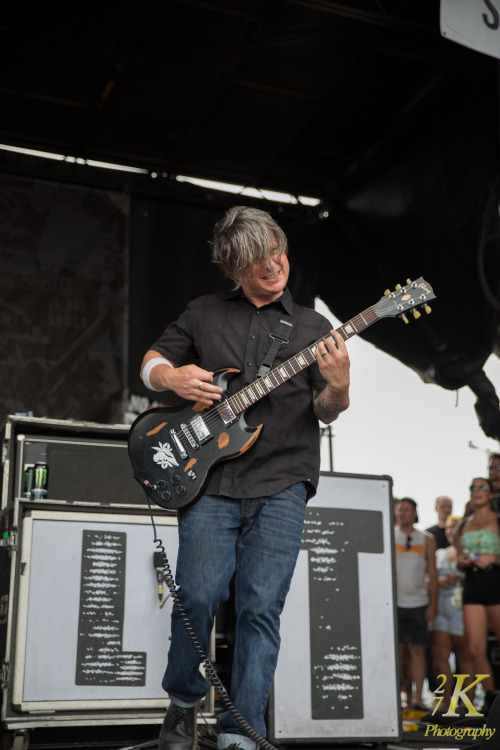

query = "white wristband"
[142,357,173,391]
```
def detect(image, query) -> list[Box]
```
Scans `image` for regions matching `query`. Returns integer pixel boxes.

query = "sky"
[315,298,500,532]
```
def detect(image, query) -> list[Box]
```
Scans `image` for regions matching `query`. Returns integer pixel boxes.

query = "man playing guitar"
[140,205,350,750]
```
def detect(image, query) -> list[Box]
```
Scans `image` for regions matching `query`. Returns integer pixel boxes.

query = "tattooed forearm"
[313,390,348,423]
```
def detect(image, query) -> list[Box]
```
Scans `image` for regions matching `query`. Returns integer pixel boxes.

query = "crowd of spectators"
[394,452,500,715]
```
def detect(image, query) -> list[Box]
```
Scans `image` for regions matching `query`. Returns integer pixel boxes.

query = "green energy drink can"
[32,462,49,499]
[23,465,35,498]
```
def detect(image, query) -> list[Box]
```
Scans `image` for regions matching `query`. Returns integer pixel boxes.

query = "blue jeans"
[162,482,307,750]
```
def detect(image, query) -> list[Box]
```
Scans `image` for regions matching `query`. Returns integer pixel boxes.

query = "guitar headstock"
[373,277,436,323]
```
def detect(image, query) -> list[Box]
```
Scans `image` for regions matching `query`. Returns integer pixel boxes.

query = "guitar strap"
[257,303,300,378]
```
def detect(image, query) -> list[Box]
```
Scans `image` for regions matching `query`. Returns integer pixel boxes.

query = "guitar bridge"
[170,429,187,459]
[181,423,199,450]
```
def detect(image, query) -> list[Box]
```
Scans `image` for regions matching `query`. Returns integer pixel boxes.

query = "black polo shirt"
[151,288,332,500]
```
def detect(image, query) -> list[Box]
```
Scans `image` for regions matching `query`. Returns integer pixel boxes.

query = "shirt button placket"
[244,311,261,379]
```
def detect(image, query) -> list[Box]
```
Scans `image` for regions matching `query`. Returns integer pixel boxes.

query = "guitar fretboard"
[223,305,378,417]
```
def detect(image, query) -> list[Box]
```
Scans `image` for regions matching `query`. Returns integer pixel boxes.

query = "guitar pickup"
[218,401,237,426]
[190,415,212,444]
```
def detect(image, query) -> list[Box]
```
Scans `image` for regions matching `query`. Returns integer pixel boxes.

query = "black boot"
[159,702,198,750]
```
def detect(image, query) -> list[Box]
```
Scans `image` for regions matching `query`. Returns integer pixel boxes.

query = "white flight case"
[0,416,215,749]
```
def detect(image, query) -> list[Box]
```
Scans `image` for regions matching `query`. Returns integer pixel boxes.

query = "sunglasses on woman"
[469,483,490,492]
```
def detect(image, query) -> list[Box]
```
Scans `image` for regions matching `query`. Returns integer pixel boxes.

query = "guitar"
[128,277,435,510]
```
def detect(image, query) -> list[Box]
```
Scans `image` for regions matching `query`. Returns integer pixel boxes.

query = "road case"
[0,416,215,748]
[1,414,148,512]
[269,471,401,743]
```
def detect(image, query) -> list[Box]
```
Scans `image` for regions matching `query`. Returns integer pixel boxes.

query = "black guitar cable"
[145,496,279,750]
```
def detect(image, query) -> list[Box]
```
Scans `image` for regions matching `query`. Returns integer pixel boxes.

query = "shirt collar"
[224,286,293,314]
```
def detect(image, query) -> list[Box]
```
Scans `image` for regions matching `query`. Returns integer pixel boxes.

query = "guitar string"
[152,292,430,489]
[148,289,432,491]
[200,307,378,428]
[169,294,423,444]
[186,343,317,433]
[171,308,378,442]
[212,293,427,425]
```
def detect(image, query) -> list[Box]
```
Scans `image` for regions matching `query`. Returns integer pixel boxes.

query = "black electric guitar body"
[128,367,262,510]
[129,277,436,510]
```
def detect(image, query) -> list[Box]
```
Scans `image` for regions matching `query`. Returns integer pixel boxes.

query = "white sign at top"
[441,0,500,60]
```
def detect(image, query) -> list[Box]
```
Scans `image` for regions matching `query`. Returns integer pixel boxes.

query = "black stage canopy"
[0,1,499,438]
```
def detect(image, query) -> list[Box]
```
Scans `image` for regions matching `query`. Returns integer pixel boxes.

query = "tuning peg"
[412,309,421,319]
[384,289,391,296]
[406,278,412,285]
[400,314,409,324]
[424,305,432,314]
[395,284,401,290]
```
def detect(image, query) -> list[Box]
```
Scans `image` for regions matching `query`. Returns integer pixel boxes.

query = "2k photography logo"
[424,674,497,744]
[432,673,487,716]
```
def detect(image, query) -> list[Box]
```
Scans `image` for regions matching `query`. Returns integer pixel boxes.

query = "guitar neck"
[226,305,378,416]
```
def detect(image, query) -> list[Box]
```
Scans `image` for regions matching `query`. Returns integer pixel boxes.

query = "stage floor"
[0,706,495,750]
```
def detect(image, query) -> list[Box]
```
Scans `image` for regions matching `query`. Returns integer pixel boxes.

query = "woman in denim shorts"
[428,515,474,709]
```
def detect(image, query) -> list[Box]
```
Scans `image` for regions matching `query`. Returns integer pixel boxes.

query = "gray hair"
[211,205,288,287]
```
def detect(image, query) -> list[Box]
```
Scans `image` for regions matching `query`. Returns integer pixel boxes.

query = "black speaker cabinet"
[2,414,148,510]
